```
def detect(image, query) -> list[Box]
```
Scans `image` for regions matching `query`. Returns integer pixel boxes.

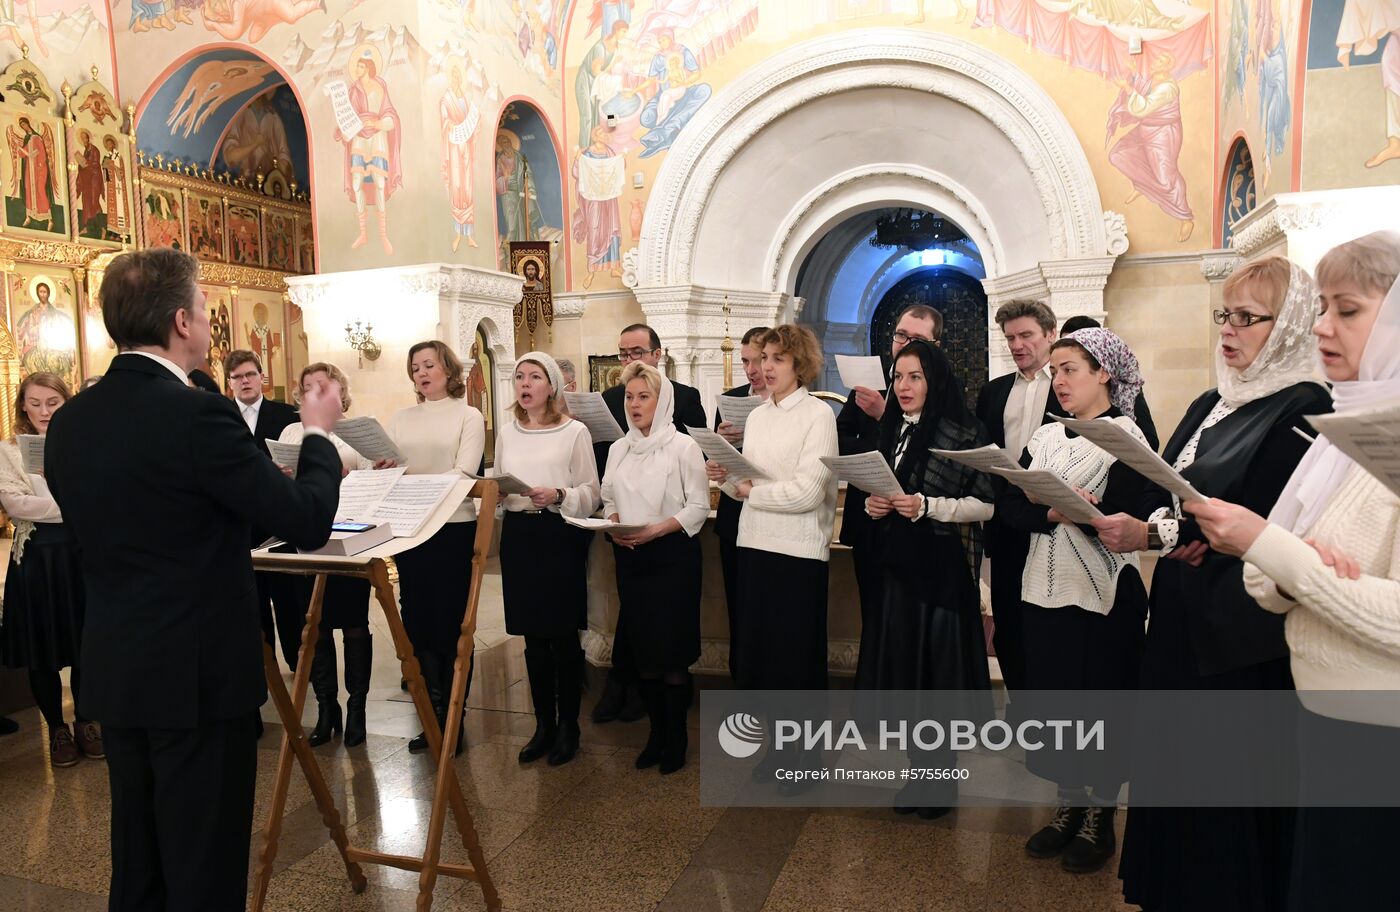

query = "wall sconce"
[345,320,381,367]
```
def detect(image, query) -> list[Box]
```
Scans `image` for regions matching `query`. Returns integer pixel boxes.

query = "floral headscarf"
[1067,327,1144,419]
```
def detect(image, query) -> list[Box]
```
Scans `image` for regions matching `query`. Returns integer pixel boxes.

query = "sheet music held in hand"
[929,444,1023,474]
[1050,415,1205,503]
[715,395,764,434]
[686,426,770,480]
[1307,398,1400,500]
[16,434,44,474]
[264,439,301,473]
[466,470,534,496]
[835,354,887,391]
[819,453,904,499]
[563,515,650,537]
[335,467,460,538]
[333,416,407,464]
[562,392,625,443]
[984,466,1105,524]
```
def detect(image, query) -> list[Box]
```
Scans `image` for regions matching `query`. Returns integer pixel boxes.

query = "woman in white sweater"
[278,363,374,747]
[0,373,101,768]
[1187,230,1400,910]
[708,324,838,791]
[383,340,485,756]
[601,362,709,774]
[497,352,600,767]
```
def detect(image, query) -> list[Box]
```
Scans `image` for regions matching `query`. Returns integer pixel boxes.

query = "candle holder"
[344,320,381,367]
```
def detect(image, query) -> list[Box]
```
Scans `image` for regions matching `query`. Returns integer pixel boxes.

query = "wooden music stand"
[248,479,502,912]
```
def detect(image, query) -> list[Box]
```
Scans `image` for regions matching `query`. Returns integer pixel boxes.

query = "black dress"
[396,520,478,651]
[613,531,701,674]
[1119,383,1331,912]
[1,522,85,671]
[501,510,591,637]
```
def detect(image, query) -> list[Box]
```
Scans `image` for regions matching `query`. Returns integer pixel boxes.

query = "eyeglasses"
[229,370,261,382]
[1212,309,1274,328]
[617,348,657,362]
[893,330,935,344]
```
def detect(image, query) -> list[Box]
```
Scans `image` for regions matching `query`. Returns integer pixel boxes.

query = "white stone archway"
[629,28,1126,402]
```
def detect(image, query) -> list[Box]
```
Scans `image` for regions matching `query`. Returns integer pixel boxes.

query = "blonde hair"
[758,324,823,388]
[295,362,352,412]
[1223,256,1294,316]
[14,372,71,437]
[1316,230,1400,298]
[510,358,565,425]
[619,360,662,397]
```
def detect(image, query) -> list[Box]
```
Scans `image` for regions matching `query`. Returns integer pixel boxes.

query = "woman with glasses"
[1095,257,1331,912]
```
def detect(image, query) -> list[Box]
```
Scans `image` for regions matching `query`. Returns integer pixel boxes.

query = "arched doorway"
[870,267,988,410]
[494,100,565,276]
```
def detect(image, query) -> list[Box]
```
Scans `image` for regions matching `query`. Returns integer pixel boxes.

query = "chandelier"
[868,209,967,251]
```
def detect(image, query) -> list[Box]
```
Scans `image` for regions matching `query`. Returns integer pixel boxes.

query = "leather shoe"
[547,722,580,766]
[74,721,105,760]
[49,725,79,768]
[518,722,556,763]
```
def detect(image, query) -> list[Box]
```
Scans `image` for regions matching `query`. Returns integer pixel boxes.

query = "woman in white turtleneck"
[601,362,708,775]
[1188,231,1400,911]
[383,340,485,756]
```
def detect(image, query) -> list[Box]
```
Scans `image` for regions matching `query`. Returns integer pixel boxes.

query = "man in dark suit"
[712,326,771,682]
[591,323,707,723]
[226,348,305,671]
[836,304,942,671]
[45,248,344,912]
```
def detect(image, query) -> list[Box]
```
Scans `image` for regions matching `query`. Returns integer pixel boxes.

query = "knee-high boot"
[308,633,342,747]
[548,637,583,766]
[342,630,372,748]
[661,682,690,775]
[635,679,665,770]
[519,638,557,763]
[408,650,444,754]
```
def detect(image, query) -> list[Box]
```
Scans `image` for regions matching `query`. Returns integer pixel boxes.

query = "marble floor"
[0,585,1137,911]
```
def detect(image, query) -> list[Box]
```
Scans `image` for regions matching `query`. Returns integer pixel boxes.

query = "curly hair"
[14,372,72,437]
[407,340,467,402]
[294,362,352,413]
[758,324,823,388]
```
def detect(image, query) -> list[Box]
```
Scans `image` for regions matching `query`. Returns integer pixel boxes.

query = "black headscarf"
[874,340,993,573]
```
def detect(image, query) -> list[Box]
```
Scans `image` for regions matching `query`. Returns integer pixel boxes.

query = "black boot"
[408,651,443,754]
[1061,805,1117,873]
[547,721,580,766]
[617,683,646,723]
[1025,802,1087,858]
[307,633,342,747]
[342,630,372,748]
[635,679,665,770]
[519,639,557,764]
[590,673,626,723]
[660,682,689,774]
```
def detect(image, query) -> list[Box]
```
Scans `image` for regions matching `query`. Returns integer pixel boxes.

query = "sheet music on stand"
[562,392,625,443]
[331,468,460,538]
[16,434,44,474]
[334,417,407,465]
[1307,399,1400,500]
[686,426,771,480]
[1050,415,1205,503]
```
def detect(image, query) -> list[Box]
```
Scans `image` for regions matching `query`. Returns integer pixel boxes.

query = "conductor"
[44,248,344,911]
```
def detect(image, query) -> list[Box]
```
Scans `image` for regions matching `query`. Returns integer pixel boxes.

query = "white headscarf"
[1216,260,1324,408]
[513,351,564,404]
[611,365,680,518]
[1270,270,1400,534]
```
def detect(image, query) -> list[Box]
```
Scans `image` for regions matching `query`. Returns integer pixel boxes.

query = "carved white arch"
[638,28,1107,288]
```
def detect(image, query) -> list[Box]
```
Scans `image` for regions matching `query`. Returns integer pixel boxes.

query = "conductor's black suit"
[45,352,341,911]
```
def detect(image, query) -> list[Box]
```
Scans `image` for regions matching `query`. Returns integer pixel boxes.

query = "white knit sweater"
[721,388,838,562]
[1243,464,1400,726]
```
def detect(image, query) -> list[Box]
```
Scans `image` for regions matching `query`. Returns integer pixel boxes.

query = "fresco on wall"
[471,0,562,86]
[1221,138,1257,247]
[1305,0,1400,176]
[213,84,310,189]
[0,3,112,90]
[1220,0,1299,191]
[9,265,78,390]
[331,43,402,254]
[495,101,563,273]
[124,0,321,43]
[438,52,485,252]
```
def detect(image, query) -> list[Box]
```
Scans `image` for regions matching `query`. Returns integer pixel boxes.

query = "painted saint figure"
[336,45,401,255]
[14,281,75,382]
[247,300,282,396]
[637,29,712,159]
[73,129,106,239]
[1335,0,1400,168]
[1107,54,1194,242]
[440,58,480,252]
[574,21,630,148]
[495,129,544,254]
[1257,13,1290,187]
[221,89,291,181]
[6,116,57,231]
[571,126,624,288]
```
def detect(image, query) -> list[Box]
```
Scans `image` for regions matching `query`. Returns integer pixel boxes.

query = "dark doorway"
[870,267,988,411]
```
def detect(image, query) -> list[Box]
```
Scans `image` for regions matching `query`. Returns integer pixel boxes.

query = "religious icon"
[205,290,233,392]
[242,294,285,399]
[187,192,226,260]
[265,210,295,271]
[517,255,545,292]
[5,115,61,233]
[227,202,263,266]
[466,325,495,465]
[11,271,78,389]
[141,182,184,249]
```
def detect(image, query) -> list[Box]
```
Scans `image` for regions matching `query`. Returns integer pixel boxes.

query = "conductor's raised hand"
[299,375,343,434]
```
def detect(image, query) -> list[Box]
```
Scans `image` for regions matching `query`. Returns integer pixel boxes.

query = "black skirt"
[321,576,371,630]
[1120,564,1296,912]
[395,520,477,653]
[500,510,590,637]
[733,547,828,690]
[1,523,85,671]
[613,530,701,675]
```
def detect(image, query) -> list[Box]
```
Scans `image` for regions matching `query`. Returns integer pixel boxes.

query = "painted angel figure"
[440,57,481,252]
[1107,54,1194,242]
[6,117,57,231]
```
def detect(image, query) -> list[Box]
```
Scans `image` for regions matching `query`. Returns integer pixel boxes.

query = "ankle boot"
[408,651,444,754]
[307,634,341,747]
[1025,802,1086,858]
[342,631,372,748]
[519,642,557,763]
[547,721,580,766]
[635,680,665,769]
[1061,805,1117,873]
[660,683,690,775]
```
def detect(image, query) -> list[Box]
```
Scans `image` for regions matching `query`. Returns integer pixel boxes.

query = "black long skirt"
[501,511,590,637]
[613,530,701,675]
[1120,563,1295,912]
[733,547,828,691]
[276,574,370,632]
[395,520,477,653]
[1020,567,1147,790]
[1,523,85,671]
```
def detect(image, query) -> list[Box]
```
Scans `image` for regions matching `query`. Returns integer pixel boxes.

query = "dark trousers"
[104,713,258,912]
[718,532,740,681]
[257,571,308,672]
[987,541,1028,695]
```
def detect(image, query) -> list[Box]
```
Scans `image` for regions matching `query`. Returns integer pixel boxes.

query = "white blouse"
[495,418,600,517]
[601,433,709,535]
[388,396,486,523]
[278,423,370,475]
